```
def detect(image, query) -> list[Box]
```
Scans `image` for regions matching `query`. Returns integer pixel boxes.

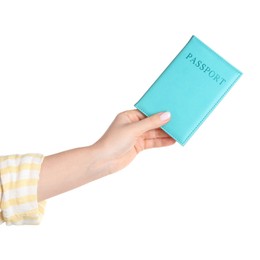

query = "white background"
[0,1,259,259]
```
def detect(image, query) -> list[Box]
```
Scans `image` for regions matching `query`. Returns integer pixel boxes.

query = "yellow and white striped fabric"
[0,154,46,225]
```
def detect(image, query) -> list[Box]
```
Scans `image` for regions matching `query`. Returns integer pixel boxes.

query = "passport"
[134,35,242,145]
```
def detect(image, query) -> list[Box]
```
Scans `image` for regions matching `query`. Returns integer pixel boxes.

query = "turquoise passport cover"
[135,35,242,145]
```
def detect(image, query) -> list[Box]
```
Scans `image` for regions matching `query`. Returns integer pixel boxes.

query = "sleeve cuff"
[0,154,46,225]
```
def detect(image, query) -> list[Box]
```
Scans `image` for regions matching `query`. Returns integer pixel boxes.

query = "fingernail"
[160,112,171,121]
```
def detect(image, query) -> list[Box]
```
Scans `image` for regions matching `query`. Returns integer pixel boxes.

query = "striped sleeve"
[0,154,46,225]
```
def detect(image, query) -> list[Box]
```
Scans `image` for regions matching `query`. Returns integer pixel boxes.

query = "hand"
[93,109,175,174]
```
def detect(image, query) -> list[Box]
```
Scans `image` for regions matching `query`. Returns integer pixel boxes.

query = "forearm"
[37,145,110,201]
[37,110,173,202]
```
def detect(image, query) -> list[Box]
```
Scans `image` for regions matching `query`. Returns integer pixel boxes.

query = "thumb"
[134,112,171,134]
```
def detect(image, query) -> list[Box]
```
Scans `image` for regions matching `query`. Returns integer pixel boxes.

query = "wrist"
[86,144,114,181]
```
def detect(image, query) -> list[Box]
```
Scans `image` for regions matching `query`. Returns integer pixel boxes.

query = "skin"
[37,110,175,201]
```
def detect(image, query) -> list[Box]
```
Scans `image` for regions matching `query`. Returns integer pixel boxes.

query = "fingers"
[134,111,171,134]
[142,129,176,149]
[143,128,171,139]
[143,137,176,150]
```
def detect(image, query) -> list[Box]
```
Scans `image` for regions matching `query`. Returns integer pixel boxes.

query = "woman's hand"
[93,109,175,173]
